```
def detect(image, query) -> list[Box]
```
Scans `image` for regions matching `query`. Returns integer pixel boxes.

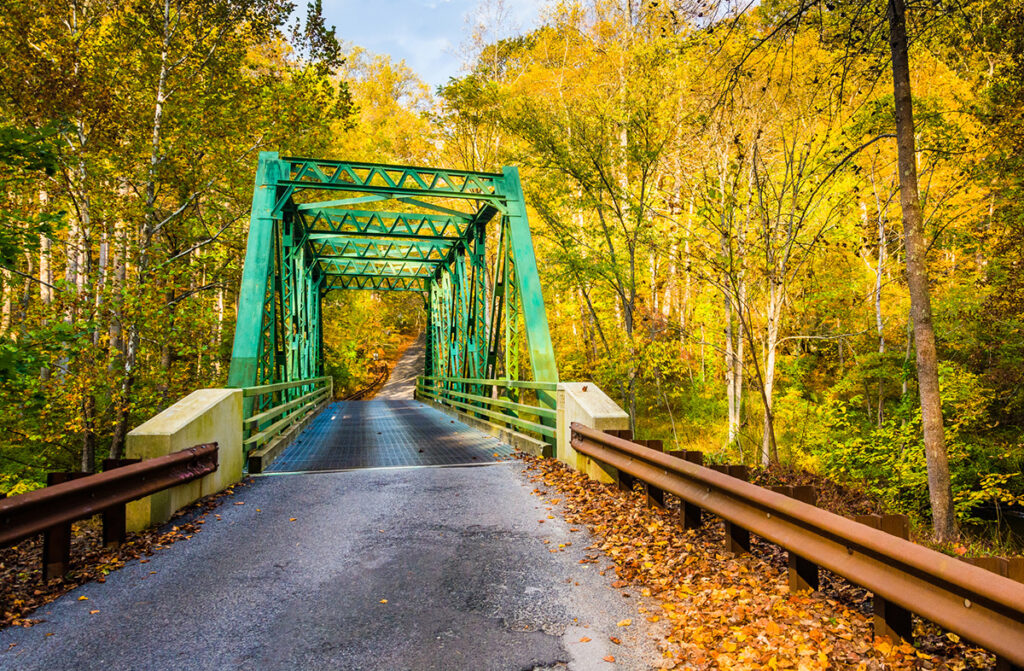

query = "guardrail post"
[678,450,704,529]
[996,658,1024,671]
[773,485,821,592]
[856,513,913,643]
[606,429,635,492]
[724,465,751,555]
[961,557,1024,671]
[42,471,87,580]
[100,458,141,548]
[635,439,665,508]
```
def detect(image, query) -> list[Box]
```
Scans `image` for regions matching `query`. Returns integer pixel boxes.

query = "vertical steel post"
[501,167,559,388]
[228,151,283,390]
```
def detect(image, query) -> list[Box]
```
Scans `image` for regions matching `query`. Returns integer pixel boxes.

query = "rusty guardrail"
[570,423,1024,668]
[0,443,218,579]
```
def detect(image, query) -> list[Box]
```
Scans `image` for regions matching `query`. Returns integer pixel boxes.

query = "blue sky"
[317,0,546,90]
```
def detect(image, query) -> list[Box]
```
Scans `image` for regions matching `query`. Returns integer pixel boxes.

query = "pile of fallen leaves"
[749,464,888,519]
[1,478,252,629]
[519,454,995,670]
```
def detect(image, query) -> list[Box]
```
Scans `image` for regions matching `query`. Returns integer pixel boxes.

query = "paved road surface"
[265,400,515,473]
[1,465,658,671]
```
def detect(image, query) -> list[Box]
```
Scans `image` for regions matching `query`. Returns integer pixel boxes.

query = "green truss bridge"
[215,152,619,474]
[227,152,556,395]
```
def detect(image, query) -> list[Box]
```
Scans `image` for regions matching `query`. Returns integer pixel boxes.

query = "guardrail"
[243,376,332,452]
[243,376,332,472]
[416,375,557,445]
[344,368,388,401]
[0,444,218,579]
[570,423,1024,668]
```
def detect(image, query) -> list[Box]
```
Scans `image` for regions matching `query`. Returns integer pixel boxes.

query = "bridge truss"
[227,152,559,409]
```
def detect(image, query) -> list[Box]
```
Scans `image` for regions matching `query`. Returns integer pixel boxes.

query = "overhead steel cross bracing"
[227,152,559,428]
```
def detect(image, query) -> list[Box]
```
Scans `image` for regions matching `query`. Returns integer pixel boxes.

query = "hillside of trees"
[2,0,1023,546]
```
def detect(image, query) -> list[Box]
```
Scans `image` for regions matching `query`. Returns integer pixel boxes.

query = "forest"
[1,0,1023,548]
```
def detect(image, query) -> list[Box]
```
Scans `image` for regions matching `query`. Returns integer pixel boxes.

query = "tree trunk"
[0,269,10,334]
[887,0,956,542]
[761,284,781,466]
[875,191,887,427]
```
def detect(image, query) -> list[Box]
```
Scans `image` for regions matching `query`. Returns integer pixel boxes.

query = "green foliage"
[811,361,1024,526]
[321,292,423,397]
[0,121,64,266]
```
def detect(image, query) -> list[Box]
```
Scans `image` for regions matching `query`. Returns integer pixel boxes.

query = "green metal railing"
[416,375,557,445]
[242,376,332,454]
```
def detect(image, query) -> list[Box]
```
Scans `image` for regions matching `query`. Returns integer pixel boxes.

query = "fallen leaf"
[610,636,621,645]
[579,636,591,642]
[617,619,632,627]
[89,610,99,614]
[603,655,615,662]
[379,599,388,604]
[77,596,88,601]
[289,518,297,522]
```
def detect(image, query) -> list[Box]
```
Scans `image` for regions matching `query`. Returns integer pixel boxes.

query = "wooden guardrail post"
[773,485,821,592]
[634,439,665,508]
[606,429,635,492]
[42,471,88,580]
[100,458,140,548]
[724,465,751,555]
[962,557,1024,671]
[668,450,704,529]
[856,513,913,643]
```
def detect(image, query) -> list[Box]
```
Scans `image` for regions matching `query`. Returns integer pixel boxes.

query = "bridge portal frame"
[227,152,559,423]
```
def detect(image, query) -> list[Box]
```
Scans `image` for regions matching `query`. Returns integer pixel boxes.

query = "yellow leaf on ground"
[617,619,632,627]
[379,599,388,604]
[77,596,88,601]
[603,655,615,663]
[579,636,591,642]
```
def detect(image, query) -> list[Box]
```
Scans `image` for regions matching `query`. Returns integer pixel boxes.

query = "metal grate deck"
[265,400,514,473]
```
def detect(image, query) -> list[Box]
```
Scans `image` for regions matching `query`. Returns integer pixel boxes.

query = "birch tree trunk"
[761,284,781,466]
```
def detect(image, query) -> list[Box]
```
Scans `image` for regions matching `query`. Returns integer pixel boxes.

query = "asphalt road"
[0,462,660,671]
[375,334,424,400]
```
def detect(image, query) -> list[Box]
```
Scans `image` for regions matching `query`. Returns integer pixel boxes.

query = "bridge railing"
[415,375,557,446]
[570,423,1024,668]
[243,376,333,472]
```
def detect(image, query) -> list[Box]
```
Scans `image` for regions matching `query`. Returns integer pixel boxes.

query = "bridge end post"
[557,382,629,484]
[125,389,243,532]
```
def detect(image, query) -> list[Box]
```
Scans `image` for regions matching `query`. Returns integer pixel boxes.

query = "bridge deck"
[266,400,514,473]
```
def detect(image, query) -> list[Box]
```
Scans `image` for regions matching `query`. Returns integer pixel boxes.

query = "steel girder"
[228,153,559,409]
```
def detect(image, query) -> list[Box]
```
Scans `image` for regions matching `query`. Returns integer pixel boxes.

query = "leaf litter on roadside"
[518,453,996,670]
[0,478,254,629]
